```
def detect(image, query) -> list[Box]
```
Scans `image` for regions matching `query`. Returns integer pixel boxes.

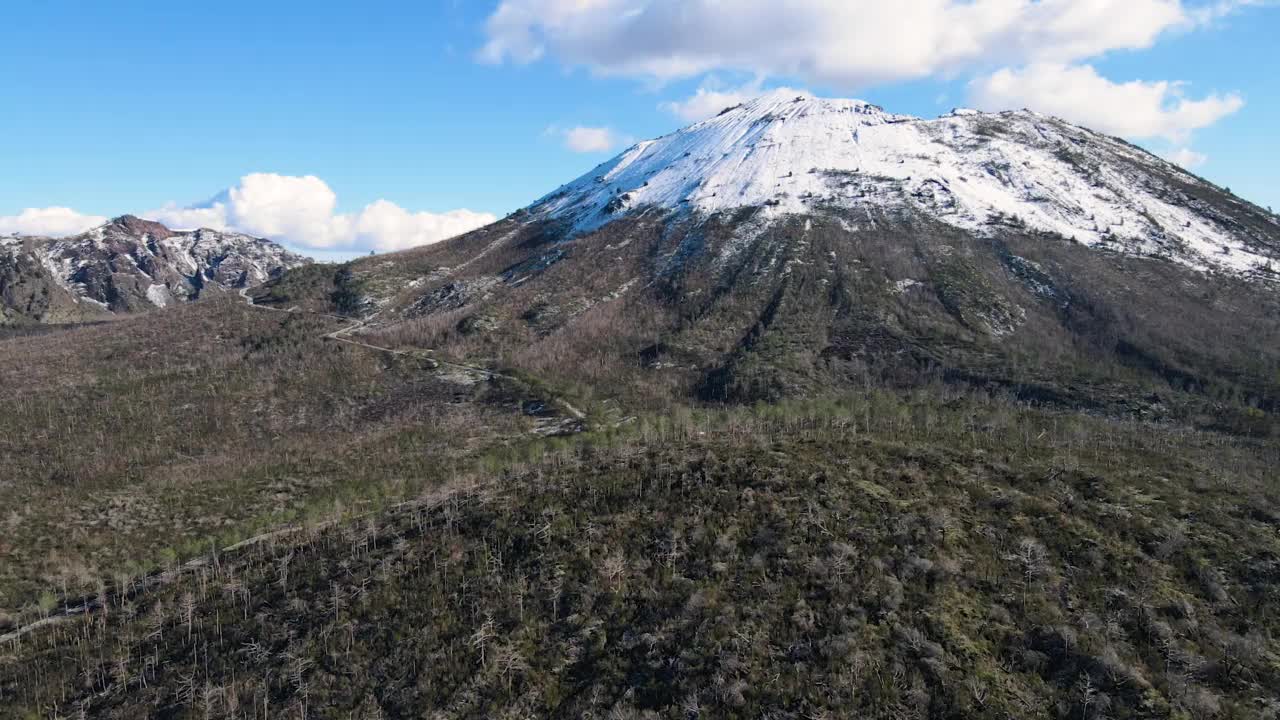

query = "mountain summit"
[1,216,309,323]
[534,90,1278,276]
[258,93,1279,425]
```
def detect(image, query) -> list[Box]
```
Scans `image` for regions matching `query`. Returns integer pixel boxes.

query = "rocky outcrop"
[1,217,311,322]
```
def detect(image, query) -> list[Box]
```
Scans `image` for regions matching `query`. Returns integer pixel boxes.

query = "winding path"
[1,485,467,645]
[0,288,592,646]
[237,287,587,419]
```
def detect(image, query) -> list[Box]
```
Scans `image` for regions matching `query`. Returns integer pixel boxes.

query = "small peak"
[108,214,173,238]
[707,90,905,129]
[744,88,817,105]
[738,89,874,112]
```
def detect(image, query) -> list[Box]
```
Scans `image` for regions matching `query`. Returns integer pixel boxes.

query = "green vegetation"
[329,267,370,316]
[3,399,1277,718]
[2,202,1279,718]
[0,295,548,612]
[248,263,340,311]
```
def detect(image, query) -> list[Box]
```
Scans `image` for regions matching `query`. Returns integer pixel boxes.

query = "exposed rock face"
[1,217,310,322]
[0,239,93,324]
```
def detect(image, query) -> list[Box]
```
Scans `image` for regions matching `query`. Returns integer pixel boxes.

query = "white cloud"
[144,204,228,232]
[481,0,1209,88]
[3,184,495,252]
[145,173,497,252]
[661,81,808,122]
[6,176,497,251]
[486,1,1257,142]
[1164,147,1209,168]
[968,63,1244,143]
[662,87,753,123]
[227,174,348,247]
[1189,0,1276,24]
[562,126,624,153]
[351,201,499,252]
[0,207,108,237]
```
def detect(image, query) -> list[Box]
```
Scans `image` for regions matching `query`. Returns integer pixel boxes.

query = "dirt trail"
[236,287,588,416]
[0,288,593,645]
[1,484,472,645]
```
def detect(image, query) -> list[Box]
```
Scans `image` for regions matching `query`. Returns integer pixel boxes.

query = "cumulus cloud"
[968,63,1244,143]
[0,207,108,237]
[486,1,1258,143]
[561,126,625,153]
[481,0,1208,88]
[1164,147,1209,168]
[661,87,754,123]
[350,201,499,252]
[142,204,229,233]
[145,173,497,252]
[2,175,496,251]
[661,80,808,122]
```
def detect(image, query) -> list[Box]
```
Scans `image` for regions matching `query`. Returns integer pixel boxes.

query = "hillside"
[235,95,1280,440]
[2,94,1279,719]
[4,402,1278,719]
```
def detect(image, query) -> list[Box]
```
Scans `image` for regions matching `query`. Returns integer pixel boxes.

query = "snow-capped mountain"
[262,91,1279,414]
[533,90,1278,277]
[1,216,309,323]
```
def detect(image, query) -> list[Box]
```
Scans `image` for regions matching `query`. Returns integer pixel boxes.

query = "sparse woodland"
[2,203,1279,718]
[3,403,1278,718]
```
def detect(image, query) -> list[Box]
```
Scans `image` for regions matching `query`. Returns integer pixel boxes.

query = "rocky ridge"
[1,216,309,322]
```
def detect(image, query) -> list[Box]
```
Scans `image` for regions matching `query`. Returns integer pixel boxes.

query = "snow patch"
[146,284,172,308]
[607,277,640,301]
[531,90,1273,277]
[11,218,310,314]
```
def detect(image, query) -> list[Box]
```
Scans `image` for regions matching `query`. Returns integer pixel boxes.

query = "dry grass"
[0,293,548,613]
[3,398,1277,718]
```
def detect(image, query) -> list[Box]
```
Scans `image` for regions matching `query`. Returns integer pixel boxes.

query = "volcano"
[263,91,1280,430]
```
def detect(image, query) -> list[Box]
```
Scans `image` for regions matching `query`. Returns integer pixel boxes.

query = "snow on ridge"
[532,91,1273,276]
[146,284,171,308]
[11,218,310,309]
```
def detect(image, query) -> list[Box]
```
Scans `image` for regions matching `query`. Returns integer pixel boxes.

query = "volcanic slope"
[260,92,1280,434]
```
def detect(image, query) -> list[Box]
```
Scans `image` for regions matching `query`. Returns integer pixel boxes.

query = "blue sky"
[1,1,1276,257]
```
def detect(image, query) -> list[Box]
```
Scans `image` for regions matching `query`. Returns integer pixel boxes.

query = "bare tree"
[470,616,497,666]
[1011,538,1049,609]
[180,592,197,640]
